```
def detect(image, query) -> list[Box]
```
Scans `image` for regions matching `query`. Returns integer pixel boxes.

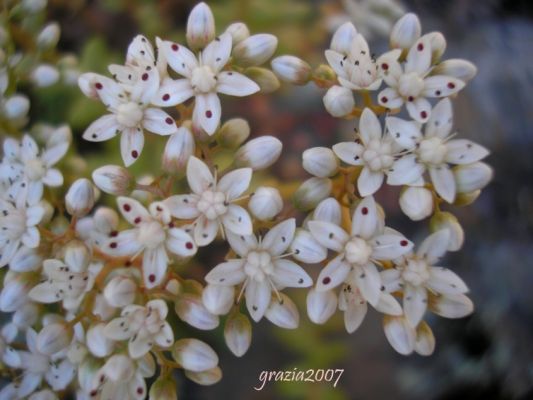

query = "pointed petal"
[105,229,143,256]
[406,97,431,123]
[387,154,425,186]
[359,108,382,143]
[425,98,453,138]
[226,231,257,258]
[126,35,155,66]
[414,321,435,356]
[324,50,347,78]
[423,75,465,98]
[21,227,40,248]
[217,71,259,96]
[375,293,403,316]
[130,67,159,105]
[142,108,177,136]
[152,77,194,106]
[272,259,312,288]
[261,219,295,256]
[427,266,469,295]
[42,143,69,167]
[164,194,200,219]
[416,229,450,264]
[82,114,120,142]
[104,317,134,340]
[308,220,349,252]
[129,334,153,359]
[290,229,327,264]
[378,87,404,109]
[116,197,150,225]
[445,139,489,164]
[429,293,473,318]
[245,280,271,322]
[403,284,427,326]
[344,300,367,333]
[194,93,221,135]
[205,259,246,285]
[217,168,252,200]
[120,128,145,167]
[154,323,174,348]
[28,282,59,303]
[306,288,337,324]
[265,293,299,329]
[332,142,364,166]
[193,215,219,246]
[405,37,431,75]
[42,169,63,187]
[383,315,416,355]
[351,196,380,239]
[83,73,126,109]
[429,165,456,203]
[166,228,197,257]
[316,255,351,291]
[358,168,384,196]
[186,156,214,194]
[386,117,422,150]
[142,247,169,288]
[371,234,413,260]
[162,41,198,78]
[202,33,232,72]
[221,205,252,235]
[355,263,382,306]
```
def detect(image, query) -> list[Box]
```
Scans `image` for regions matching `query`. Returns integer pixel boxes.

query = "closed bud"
[330,22,357,54]
[165,279,182,296]
[235,136,282,170]
[248,186,283,221]
[233,34,278,66]
[102,354,134,381]
[390,13,421,50]
[47,125,72,148]
[323,85,354,117]
[217,118,250,149]
[163,127,195,173]
[31,64,60,87]
[225,22,250,45]
[37,23,60,49]
[265,293,299,329]
[224,312,251,357]
[186,2,215,50]
[0,273,33,312]
[430,211,464,251]
[185,366,222,386]
[430,59,477,82]
[399,186,434,221]
[104,275,137,307]
[37,322,72,355]
[271,55,311,85]
[92,165,133,195]
[245,67,280,93]
[4,95,30,120]
[201,284,234,315]
[306,288,337,324]
[302,147,339,178]
[293,177,332,211]
[173,338,219,372]
[453,162,492,193]
[175,293,219,330]
[66,178,95,218]
[86,323,114,357]
[425,32,446,64]
[63,240,90,273]
[149,376,177,400]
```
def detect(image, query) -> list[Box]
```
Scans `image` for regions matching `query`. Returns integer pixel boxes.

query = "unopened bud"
[399,186,434,221]
[233,34,278,66]
[102,354,134,381]
[149,376,177,400]
[86,323,114,357]
[390,13,421,50]
[186,2,215,50]
[225,22,250,45]
[302,147,339,178]
[31,64,60,87]
[323,85,354,117]
[4,95,30,119]
[453,162,492,193]
[224,312,251,357]
[37,322,72,355]
[293,177,332,211]
[0,274,33,312]
[415,321,435,356]
[271,55,311,85]
[66,178,95,218]
[218,118,250,148]
[245,67,280,93]
[64,240,90,272]
[175,294,219,330]
[185,366,222,386]
[201,284,234,315]
[235,136,282,170]
[37,23,60,49]
[92,165,133,195]
[248,186,283,221]
[173,338,219,372]
[104,275,137,307]
[163,127,195,173]
[430,211,464,251]
[453,190,481,207]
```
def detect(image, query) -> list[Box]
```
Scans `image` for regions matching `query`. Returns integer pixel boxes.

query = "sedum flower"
[323,85,355,117]
[104,299,174,359]
[271,55,311,85]
[234,136,282,171]
[186,2,216,50]
[204,219,312,322]
[302,147,339,178]
[105,197,197,288]
[164,156,253,246]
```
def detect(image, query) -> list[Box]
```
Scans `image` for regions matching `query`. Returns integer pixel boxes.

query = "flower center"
[418,137,447,165]
[398,72,425,98]
[401,259,429,286]
[344,237,373,265]
[25,158,46,180]
[362,139,394,171]
[196,190,227,220]
[116,102,144,128]
[136,220,166,249]
[244,250,273,282]
[190,65,217,93]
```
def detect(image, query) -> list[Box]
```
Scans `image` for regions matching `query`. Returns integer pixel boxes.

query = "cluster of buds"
[0,2,492,399]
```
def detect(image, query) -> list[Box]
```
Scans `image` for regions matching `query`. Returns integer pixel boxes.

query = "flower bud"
[430,59,477,82]
[173,338,219,372]
[86,323,114,357]
[93,207,119,234]
[430,211,464,251]
[265,293,299,329]
[330,22,357,54]
[235,136,282,170]
[323,85,354,117]
[390,13,421,50]
[244,67,280,93]
[217,118,250,148]
[232,34,278,66]
[37,322,72,355]
[4,95,30,120]
[102,354,135,381]
[248,186,283,221]
[293,177,332,211]
[92,165,133,195]
[306,288,337,324]
[66,178,95,218]
[185,366,222,386]
[0,274,32,312]
[186,2,215,50]
[302,147,339,178]
[37,23,60,49]
[63,240,90,273]
[225,22,250,45]
[271,55,311,85]
[399,186,434,221]
[175,294,219,330]
[453,162,492,193]
[31,64,60,87]
[104,275,137,307]
[224,312,251,357]
[426,32,446,64]
[201,284,234,315]
[162,127,195,173]
[149,376,177,400]
[21,0,47,13]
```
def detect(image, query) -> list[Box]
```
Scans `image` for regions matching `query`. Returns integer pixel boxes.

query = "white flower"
[164,156,253,246]
[104,299,174,359]
[376,34,467,122]
[381,229,471,327]
[325,22,382,91]
[158,33,259,135]
[386,98,490,202]
[205,219,312,322]
[106,197,196,288]
[333,108,402,196]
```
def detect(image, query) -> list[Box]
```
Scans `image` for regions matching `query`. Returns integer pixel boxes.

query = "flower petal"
[378,87,404,109]
[445,139,489,165]
[385,117,422,149]
[387,154,425,186]
[193,215,219,246]
[21,227,40,248]
[344,299,367,333]
[42,142,69,167]
[357,168,384,197]
[425,98,453,138]
[416,229,450,264]
[166,228,197,257]
[359,108,382,143]
[104,317,134,340]
[28,282,58,304]
[217,168,252,201]
[154,323,174,348]
[105,229,144,256]
[120,128,145,167]
[306,288,337,324]
[261,219,295,256]
[354,263,382,306]
[271,259,312,288]
[375,293,403,316]
[186,156,214,195]
[142,246,169,288]
[42,169,63,187]
[245,280,271,322]
[130,67,159,105]
[221,205,252,236]
[226,231,257,258]
[81,73,126,109]
[82,114,120,142]
[405,37,431,75]
[265,293,299,329]
[429,165,456,203]
[427,266,469,295]
[152,77,194,106]
[351,196,379,239]
[403,284,427,326]
[142,108,177,136]
[129,334,153,359]
[162,41,198,78]
[332,142,364,166]
[383,315,416,355]
[290,229,327,264]
[164,194,201,219]
[205,259,246,285]
[371,234,413,260]
[194,93,221,135]
[116,197,150,225]
[202,33,232,72]
[429,293,473,318]
[406,96,431,123]
[217,71,259,96]
[423,75,465,98]
[316,255,351,291]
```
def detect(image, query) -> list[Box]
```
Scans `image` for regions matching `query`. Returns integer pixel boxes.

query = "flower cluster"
[0,2,492,398]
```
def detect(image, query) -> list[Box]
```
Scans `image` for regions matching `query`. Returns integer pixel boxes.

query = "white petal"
[430,293,473,318]
[221,205,252,235]
[42,169,63,187]
[166,228,197,257]
[406,97,431,123]
[445,139,489,164]
[427,266,469,295]
[416,229,450,264]
[387,154,425,186]
[46,359,75,390]
[226,231,257,258]
[129,334,153,359]
[42,143,69,167]
[105,229,143,256]
[313,198,342,225]
[176,294,219,330]
[154,323,174,348]
[423,75,465,98]
[245,280,271,322]
[28,282,59,303]
[377,87,404,109]
[306,288,337,324]
[130,67,159,105]
[354,263,382,306]
[205,259,246,285]
[405,37,431,75]
[152,77,194,106]
[429,165,456,203]
[403,284,427,326]
[202,33,232,72]
[290,229,327,264]
[163,40,198,78]
[332,142,364,166]
[330,22,357,54]
[344,299,367,333]
[224,312,252,357]
[385,117,422,149]
[324,50,347,79]
[414,321,435,356]
[82,114,120,142]
[187,156,214,194]
[371,234,413,260]
[425,98,453,138]
[261,218,295,256]
[217,71,259,96]
[375,293,403,316]
[116,197,150,225]
[83,73,126,109]
[142,108,177,136]
[104,317,134,340]
[193,215,219,246]
[265,293,300,329]
[380,268,402,292]
[351,196,379,239]
[316,255,351,291]
[142,247,169,288]
[383,315,416,355]
[357,168,384,196]
[217,168,252,201]
[126,35,155,66]
[202,284,234,315]
[272,259,312,288]
[359,108,382,143]
[22,227,40,248]
[194,93,221,135]
[164,194,200,219]
[308,220,349,252]
[120,128,145,167]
